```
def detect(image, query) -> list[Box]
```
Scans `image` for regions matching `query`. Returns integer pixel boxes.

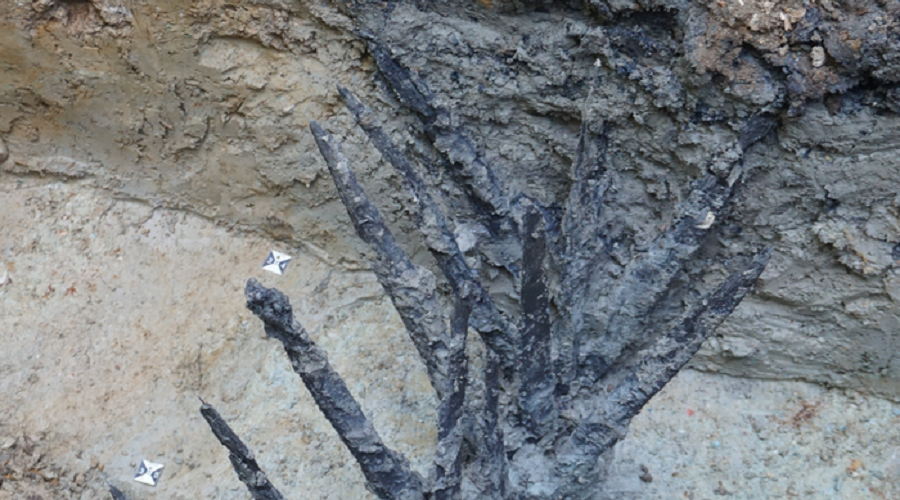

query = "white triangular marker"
[134,460,164,486]
[262,251,292,275]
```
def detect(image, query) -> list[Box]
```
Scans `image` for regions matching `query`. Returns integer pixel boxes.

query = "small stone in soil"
[639,464,653,483]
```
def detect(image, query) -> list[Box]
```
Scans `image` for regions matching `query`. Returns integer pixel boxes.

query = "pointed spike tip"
[336,84,351,101]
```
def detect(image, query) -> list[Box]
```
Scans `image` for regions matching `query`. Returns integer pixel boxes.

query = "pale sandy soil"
[2,177,898,500]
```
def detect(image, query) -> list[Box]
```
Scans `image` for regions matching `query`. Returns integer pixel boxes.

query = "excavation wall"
[1,1,899,499]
